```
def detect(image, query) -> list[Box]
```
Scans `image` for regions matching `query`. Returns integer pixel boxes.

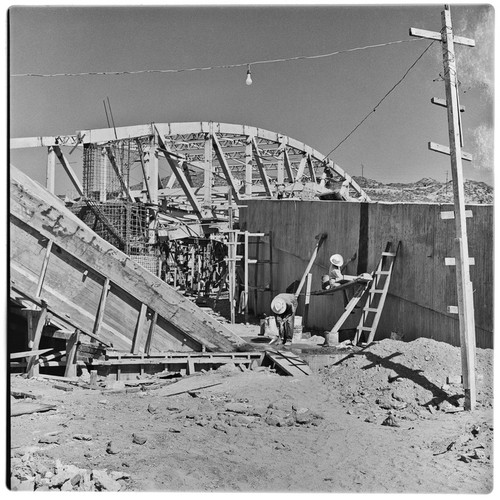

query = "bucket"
[292,316,303,343]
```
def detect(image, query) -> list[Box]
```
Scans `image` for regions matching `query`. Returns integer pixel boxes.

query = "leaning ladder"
[353,242,400,345]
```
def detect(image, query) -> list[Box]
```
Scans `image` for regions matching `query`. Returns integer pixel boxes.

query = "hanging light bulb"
[245,64,253,86]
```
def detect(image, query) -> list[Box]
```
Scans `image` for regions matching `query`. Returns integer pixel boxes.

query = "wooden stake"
[64,329,80,378]
[26,302,48,378]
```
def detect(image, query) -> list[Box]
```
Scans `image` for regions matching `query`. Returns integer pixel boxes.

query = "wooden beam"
[156,128,205,218]
[26,302,48,378]
[431,97,465,112]
[46,147,56,193]
[251,137,273,197]
[35,240,53,298]
[306,154,316,182]
[132,303,147,354]
[212,133,242,203]
[53,145,84,197]
[409,27,475,46]
[441,5,476,410]
[428,142,472,161]
[93,278,110,336]
[295,153,307,181]
[144,311,158,355]
[245,138,253,196]
[204,130,213,206]
[283,149,295,183]
[64,329,80,378]
[104,147,135,201]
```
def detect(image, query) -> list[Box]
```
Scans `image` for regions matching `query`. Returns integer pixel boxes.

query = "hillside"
[352,176,493,204]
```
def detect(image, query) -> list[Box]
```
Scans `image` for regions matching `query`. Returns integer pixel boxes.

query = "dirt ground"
[8,316,494,495]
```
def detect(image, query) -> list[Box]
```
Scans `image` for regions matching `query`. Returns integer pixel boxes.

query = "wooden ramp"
[265,349,313,376]
[9,165,246,353]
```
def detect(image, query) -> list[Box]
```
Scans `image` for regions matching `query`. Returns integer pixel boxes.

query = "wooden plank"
[64,330,80,378]
[10,165,246,352]
[409,27,475,46]
[10,348,54,360]
[265,350,312,376]
[212,132,242,203]
[93,277,110,336]
[46,147,56,193]
[428,142,472,162]
[440,210,473,220]
[132,303,147,354]
[144,311,158,355]
[35,239,53,298]
[251,137,273,196]
[26,303,48,378]
[53,145,84,197]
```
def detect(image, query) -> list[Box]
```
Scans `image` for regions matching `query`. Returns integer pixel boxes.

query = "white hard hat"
[271,297,287,315]
[330,254,344,267]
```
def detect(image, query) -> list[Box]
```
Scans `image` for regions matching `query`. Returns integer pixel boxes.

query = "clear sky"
[7,1,494,195]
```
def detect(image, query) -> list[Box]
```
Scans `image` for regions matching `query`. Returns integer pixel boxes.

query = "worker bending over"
[270,293,298,345]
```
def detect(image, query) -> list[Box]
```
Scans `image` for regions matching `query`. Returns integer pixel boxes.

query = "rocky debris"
[132,433,148,445]
[353,176,493,204]
[106,441,120,455]
[10,454,130,492]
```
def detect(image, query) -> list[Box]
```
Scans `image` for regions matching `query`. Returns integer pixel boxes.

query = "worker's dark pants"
[275,313,295,343]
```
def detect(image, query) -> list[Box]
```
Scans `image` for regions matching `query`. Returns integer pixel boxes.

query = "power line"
[10,38,425,78]
[325,41,436,158]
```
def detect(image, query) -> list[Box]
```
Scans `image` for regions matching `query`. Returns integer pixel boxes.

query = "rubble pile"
[10,455,130,492]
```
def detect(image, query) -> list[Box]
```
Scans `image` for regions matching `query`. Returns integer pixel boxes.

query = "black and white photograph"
[6,1,494,494]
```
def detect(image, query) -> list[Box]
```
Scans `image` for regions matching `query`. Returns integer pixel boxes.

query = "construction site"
[7,4,493,495]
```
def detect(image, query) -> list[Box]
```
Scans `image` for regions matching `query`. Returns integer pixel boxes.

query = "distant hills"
[352,176,493,204]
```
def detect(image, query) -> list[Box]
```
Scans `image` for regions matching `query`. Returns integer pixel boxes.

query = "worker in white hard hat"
[328,254,344,287]
[270,293,298,345]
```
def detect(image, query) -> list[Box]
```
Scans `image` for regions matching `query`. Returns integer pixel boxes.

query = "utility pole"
[411,5,477,410]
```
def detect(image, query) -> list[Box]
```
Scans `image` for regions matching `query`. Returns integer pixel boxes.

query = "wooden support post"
[411,5,477,410]
[144,311,158,355]
[64,329,80,378]
[204,124,214,207]
[245,138,253,196]
[306,154,316,182]
[53,145,85,197]
[46,146,56,193]
[35,239,53,298]
[283,149,295,183]
[132,303,148,354]
[212,133,242,204]
[251,137,273,197]
[244,231,249,324]
[105,146,135,202]
[294,233,327,299]
[303,273,312,329]
[295,153,308,182]
[93,277,110,338]
[26,302,48,378]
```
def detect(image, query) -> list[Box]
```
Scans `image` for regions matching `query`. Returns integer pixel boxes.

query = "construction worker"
[270,293,298,345]
[328,253,344,287]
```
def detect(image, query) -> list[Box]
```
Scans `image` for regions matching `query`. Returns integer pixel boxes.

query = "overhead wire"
[10,38,425,78]
[325,40,436,158]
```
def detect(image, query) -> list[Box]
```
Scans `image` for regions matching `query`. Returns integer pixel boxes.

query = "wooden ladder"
[353,242,400,346]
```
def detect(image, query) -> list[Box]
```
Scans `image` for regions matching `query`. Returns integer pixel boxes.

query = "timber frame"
[11,122,370,223]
